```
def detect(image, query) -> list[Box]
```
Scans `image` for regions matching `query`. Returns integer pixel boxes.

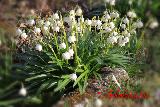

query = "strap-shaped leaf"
[54,79,71,92]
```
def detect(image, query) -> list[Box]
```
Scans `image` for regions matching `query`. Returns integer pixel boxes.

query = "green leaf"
[25,74,47,82]
[73,70,88,87]
[54,79,71,92]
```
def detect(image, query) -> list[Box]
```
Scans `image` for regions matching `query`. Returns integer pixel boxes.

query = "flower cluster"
[15,7,143,93]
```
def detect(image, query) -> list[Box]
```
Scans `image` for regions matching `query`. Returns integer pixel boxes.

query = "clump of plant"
[14,4,143,96]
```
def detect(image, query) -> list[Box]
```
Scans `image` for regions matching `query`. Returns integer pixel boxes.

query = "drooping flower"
[53,26,60,32]
[62,52,71,60]
[35,44,43,51]
[136,20,143,28]
[53,13,59,20]
[123,17,129,24]
[109,22,115,29]
[121,24,126,29]
[68,36,76,43]
[95,98,103,107]
[127,11,137,18]
[85,19,92,26]
[70,10,75,16]
[43,26,48,31]
[21,33,28,39]
[149,20,159,29]
[16,28,22,36]
[107,36,118,44]
[34,27,41,34]
[70,73,77,81]
[105,27,112,33]
[76,8,83,16]
[44,21,51,27]
[27,19,35,26]
[19,87,27,96]
[59,43,66,49]
[68,49,74,57]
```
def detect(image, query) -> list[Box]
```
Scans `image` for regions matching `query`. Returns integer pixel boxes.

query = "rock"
[87,67,129,91]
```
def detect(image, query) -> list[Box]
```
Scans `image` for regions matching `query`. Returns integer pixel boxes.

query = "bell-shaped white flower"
[85,19,92,26]
[62,52,71,60]
[27,19,35,26]
[53,26,60,32]
[68,49,74,57]
[123,18,129,24]
[16,28,22,36]
[121,24,126,29]
[109,22,115,29]
[35,44,43,51]
[44,21,51,27]
[110,0,116,6]
[107,36,118,44]
[105,14,111,20]
[149,20,159,29]
[68,36,76,43]
[70,73,77,81]
[110,12,119,18]
[43,26,48,31]
[105,27,112,32]
[19,87,27,96]
[70,10,75,16]
[136,20,143,28]
[76,8,83,16]
[59,43,66,49]
[96,20,102,26]
[95,98,103,107]
[53,13,59,20]
[21,33,28,39]
[127,11,137,18]
[34,27,41,34]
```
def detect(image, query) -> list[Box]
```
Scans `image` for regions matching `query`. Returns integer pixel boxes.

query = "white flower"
[105,27,112,32]
[109,22,115,29]
[105,14,111,20]
[149,20,159,29]
[53,13,59,20]
[136,20,143,28]
[112,74,121,88]
[44,21,51,27]
[76,8,83,16]
[16,28,22,36]
[74,103,84,107]
[59,43,66,49]
[62,52,71,60]
[110,12,119,18]
[107,36,118,44]
[43,26,48,31]
[118,36,129,47]
[70,10,75,16]
[35,44,43,51]
[68,49,74,56]
[95,98,103,107]
[91,20,97,26]
[96,20,102,26]
[27,19,35,26]
[111,31,118,36]
[38,20,44,26]
[53,26,60,32]
[127,11,136,18]
[123,18,129,24]
[19,87,27,96]
[68,36,76,43]
[110,0,116,5]
[85,19,92,25]
[21,33,28,39]
[70,73,77,81]
[124,37,129,43]
[121,24,126,29]
[34,27,41,34]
